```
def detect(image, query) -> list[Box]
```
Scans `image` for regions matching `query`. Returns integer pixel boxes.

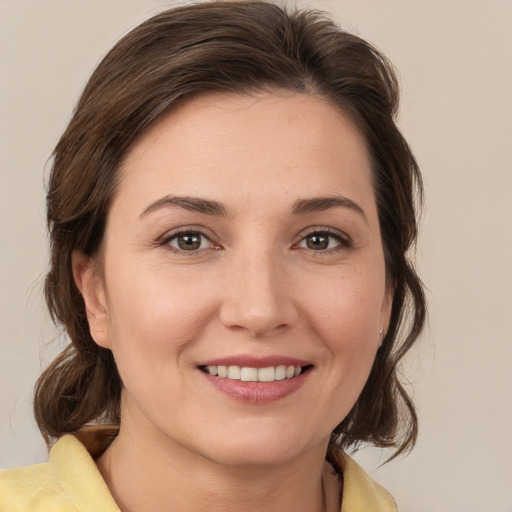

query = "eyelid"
[293,226,353,251]
[156,225,352,254]
[158,225,221,253]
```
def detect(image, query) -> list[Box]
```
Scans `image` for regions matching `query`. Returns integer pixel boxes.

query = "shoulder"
[0,459,76,511]
[339,453,398,512]
[0,429,120,512]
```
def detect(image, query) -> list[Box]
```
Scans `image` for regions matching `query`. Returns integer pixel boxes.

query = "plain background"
[0,1,511,511]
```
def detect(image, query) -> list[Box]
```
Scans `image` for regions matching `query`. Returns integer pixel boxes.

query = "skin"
[74,91,391,512]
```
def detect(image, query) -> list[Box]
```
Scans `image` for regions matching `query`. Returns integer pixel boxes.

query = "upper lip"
[198,355,311,368]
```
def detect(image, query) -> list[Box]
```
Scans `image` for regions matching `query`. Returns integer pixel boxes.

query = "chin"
[193,429,326,469]
[206,445,301,468]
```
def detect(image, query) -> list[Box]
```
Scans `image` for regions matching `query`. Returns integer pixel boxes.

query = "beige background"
[1,1,511,510]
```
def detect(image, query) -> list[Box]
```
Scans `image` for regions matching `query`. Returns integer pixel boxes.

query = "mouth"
[199,364,313,383]
[197,357,313,403]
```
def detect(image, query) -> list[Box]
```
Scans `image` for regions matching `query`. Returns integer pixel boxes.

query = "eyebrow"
[139,194,367,222]
[292,196,368,222]
[140,195,229,218]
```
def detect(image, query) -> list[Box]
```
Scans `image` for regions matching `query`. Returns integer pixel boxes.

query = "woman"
[0,1,425,511]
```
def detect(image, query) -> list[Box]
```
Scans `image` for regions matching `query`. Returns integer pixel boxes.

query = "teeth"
[275,365,286,380]
[258,366,275,382]
[206,365,303,382]
[240,367,258,382]
[227,366,241,380]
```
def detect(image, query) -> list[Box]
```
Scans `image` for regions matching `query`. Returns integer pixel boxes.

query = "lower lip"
[200,369,310,404]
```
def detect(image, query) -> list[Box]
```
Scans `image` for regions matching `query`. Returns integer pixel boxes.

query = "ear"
[72,250,112,349]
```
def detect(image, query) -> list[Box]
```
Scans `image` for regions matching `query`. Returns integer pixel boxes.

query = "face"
[76,92,391,467]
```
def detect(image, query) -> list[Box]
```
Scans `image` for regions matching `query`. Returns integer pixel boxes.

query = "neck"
[96,419,335,512]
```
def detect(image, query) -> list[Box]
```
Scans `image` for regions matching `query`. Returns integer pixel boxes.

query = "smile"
[198,361,312,403]
[201,365,304,382]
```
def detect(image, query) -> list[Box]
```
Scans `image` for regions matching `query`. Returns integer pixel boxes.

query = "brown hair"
[35,0,426,461]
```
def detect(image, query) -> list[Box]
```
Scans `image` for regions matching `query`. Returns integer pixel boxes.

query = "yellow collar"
[337,453,397,512]
[51,426,397,512]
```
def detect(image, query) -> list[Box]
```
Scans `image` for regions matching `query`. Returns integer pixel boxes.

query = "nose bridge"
[220,238,297,336]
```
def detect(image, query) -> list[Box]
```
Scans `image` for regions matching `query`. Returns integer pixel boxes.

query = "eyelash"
[295,227,352,253]
[158,228,220,255]
[158,227,352,255]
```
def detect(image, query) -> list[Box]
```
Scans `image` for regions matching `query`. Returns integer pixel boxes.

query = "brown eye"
[305,234,330,250]
[168,231,208,251]
[297,230,349,252]
[178,233,201,250]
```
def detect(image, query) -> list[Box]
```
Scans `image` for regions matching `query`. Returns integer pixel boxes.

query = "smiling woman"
[0,2,425,511]
[76,92,389,472]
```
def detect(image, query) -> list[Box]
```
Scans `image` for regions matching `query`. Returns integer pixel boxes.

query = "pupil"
[178,234,200,250]
[307,234,328,250]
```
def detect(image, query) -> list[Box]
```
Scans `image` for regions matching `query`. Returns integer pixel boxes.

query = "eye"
[164,230,215,252]
[296,230,350,251]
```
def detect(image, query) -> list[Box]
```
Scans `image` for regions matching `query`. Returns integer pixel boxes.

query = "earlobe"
[71,251,112,349]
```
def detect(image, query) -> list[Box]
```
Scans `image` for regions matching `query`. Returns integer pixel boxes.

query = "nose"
[219,247,299,337]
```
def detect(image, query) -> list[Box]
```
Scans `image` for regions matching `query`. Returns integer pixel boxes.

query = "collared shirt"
[0,427,397,511]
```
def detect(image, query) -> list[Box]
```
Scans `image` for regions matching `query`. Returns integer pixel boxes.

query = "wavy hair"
[35,1,426,461]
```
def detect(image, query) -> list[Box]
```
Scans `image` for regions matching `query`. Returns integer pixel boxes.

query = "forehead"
[114,91,375,218]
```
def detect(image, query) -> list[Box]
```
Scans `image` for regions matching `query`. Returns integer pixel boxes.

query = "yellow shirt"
[0,427,397,511]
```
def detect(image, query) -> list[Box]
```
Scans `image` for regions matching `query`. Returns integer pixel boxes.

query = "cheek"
[301,268,384,392]
[304,268,384,343]
[103,264,217,373]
